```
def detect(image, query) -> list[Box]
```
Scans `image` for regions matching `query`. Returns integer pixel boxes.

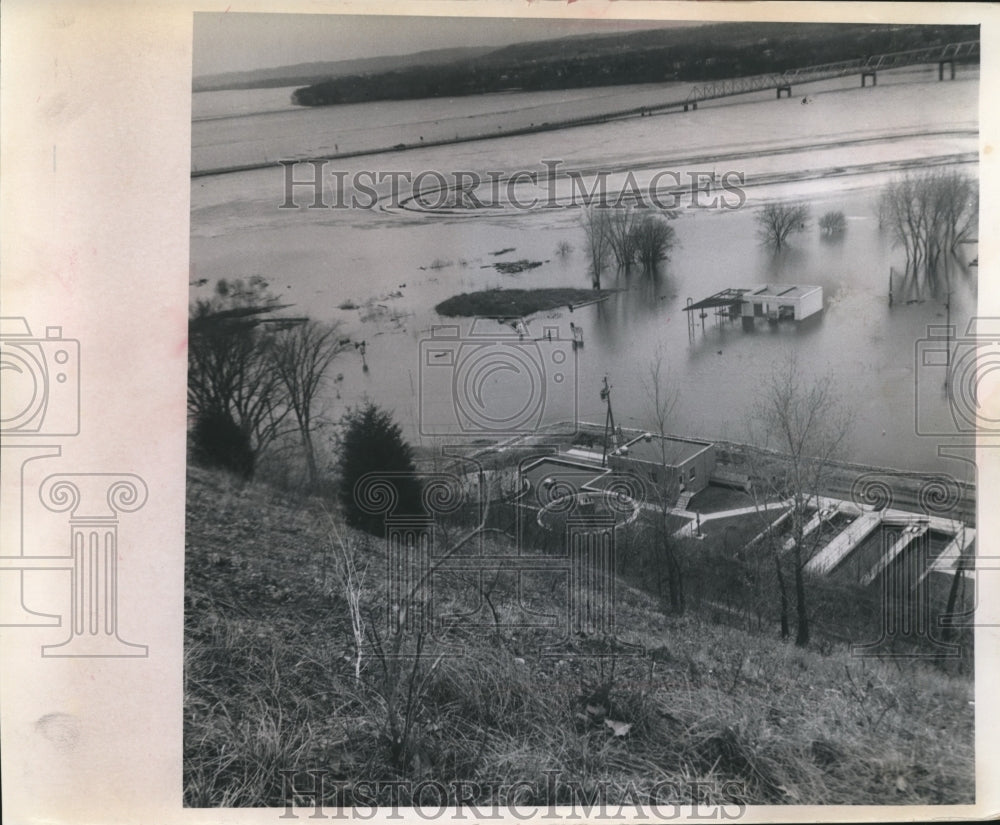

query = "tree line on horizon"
[291,22,977,107]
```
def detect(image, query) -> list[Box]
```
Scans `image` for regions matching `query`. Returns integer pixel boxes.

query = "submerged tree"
[756,202,810,250]
[818,210,847,236]
[632,214,677,270]
[581,205,614,289]
[606,207,640,271]
[878,169,977,296]
[583,205,677,285]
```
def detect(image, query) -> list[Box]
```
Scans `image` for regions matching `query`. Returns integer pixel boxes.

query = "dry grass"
[184,466,974,808]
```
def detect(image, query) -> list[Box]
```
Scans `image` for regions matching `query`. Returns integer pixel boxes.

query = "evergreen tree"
[336,403,424,535]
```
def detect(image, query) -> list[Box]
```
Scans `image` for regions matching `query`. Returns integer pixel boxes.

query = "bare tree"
[818,210,847,236]
[878,169,977,296]
[270,319,347,487]
[756,202,810,250]
[187,277,294,470]
[746,357,853,646]
[581,205,613,289]
[631,214,677,270]
[607,206,640,271]
[642,347,685,614]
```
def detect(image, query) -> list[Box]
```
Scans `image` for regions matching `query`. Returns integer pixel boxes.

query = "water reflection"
[553,187,976,473]
[759,245,810,281]
[191,150,976,475]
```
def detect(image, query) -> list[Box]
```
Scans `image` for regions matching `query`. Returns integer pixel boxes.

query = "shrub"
[336,402,424,535]
[190,409,255,479]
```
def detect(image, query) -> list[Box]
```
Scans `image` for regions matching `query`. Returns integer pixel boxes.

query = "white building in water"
[741,284,823,322]
[684,284,824,333]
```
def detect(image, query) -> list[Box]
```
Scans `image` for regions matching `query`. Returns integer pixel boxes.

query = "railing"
[685,40,979,104]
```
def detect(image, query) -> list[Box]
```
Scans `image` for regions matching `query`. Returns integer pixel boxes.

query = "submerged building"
[684,284,824,333]
[741,284,823,323]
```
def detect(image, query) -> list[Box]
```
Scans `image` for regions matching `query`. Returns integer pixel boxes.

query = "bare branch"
[756,202,810,250]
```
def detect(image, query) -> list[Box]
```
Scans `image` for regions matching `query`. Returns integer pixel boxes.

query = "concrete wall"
[740,286,823,321]
[610,443,715,502]
[684,445,716,493]
[796,287,823,319]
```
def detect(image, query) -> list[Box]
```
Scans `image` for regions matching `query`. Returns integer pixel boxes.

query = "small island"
[434,288,613,318]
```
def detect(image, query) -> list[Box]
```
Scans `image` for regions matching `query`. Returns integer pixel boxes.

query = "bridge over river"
[682,40,979,110]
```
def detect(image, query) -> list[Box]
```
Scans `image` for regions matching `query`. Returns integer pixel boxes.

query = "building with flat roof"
[684,284,823,333]
[741,284,823,323]
[609,433,716,502]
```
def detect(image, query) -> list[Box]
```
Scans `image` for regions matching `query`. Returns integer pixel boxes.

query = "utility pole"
[600,375,616,468]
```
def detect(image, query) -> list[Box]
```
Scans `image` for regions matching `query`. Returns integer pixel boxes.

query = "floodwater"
[191,67,980,477]
[191,81,694,172]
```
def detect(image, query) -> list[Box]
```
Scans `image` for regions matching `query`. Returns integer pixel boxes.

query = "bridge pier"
[861,70,877,87]
[776,85,792,99]
[939,59,955,80]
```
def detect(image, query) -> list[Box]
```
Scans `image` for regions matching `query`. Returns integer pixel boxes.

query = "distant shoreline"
[191,73,977,179]
[190,96,689,178]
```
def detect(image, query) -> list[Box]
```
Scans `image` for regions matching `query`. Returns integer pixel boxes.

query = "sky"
[192,12,699,78]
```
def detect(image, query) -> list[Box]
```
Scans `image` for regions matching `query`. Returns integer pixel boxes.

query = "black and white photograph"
[1,2,997,824]
[185,7,984,814]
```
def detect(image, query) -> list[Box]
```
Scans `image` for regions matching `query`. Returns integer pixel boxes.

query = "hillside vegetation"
[184,466,974,808]
[291,22,978,106]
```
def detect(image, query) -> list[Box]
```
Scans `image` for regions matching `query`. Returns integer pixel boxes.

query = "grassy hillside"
[184,465,973,808]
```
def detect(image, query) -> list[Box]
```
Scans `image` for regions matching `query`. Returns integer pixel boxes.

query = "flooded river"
[191,68,979,476]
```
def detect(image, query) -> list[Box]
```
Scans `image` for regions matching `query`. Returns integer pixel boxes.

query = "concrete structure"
[609,433,716,501]
[741,284,823,324]
[684,284,823,337]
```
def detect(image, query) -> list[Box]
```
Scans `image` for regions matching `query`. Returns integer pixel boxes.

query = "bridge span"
[683,40,979,110]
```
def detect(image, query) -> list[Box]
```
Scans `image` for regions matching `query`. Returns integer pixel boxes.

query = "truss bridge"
[683,40,979,110]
